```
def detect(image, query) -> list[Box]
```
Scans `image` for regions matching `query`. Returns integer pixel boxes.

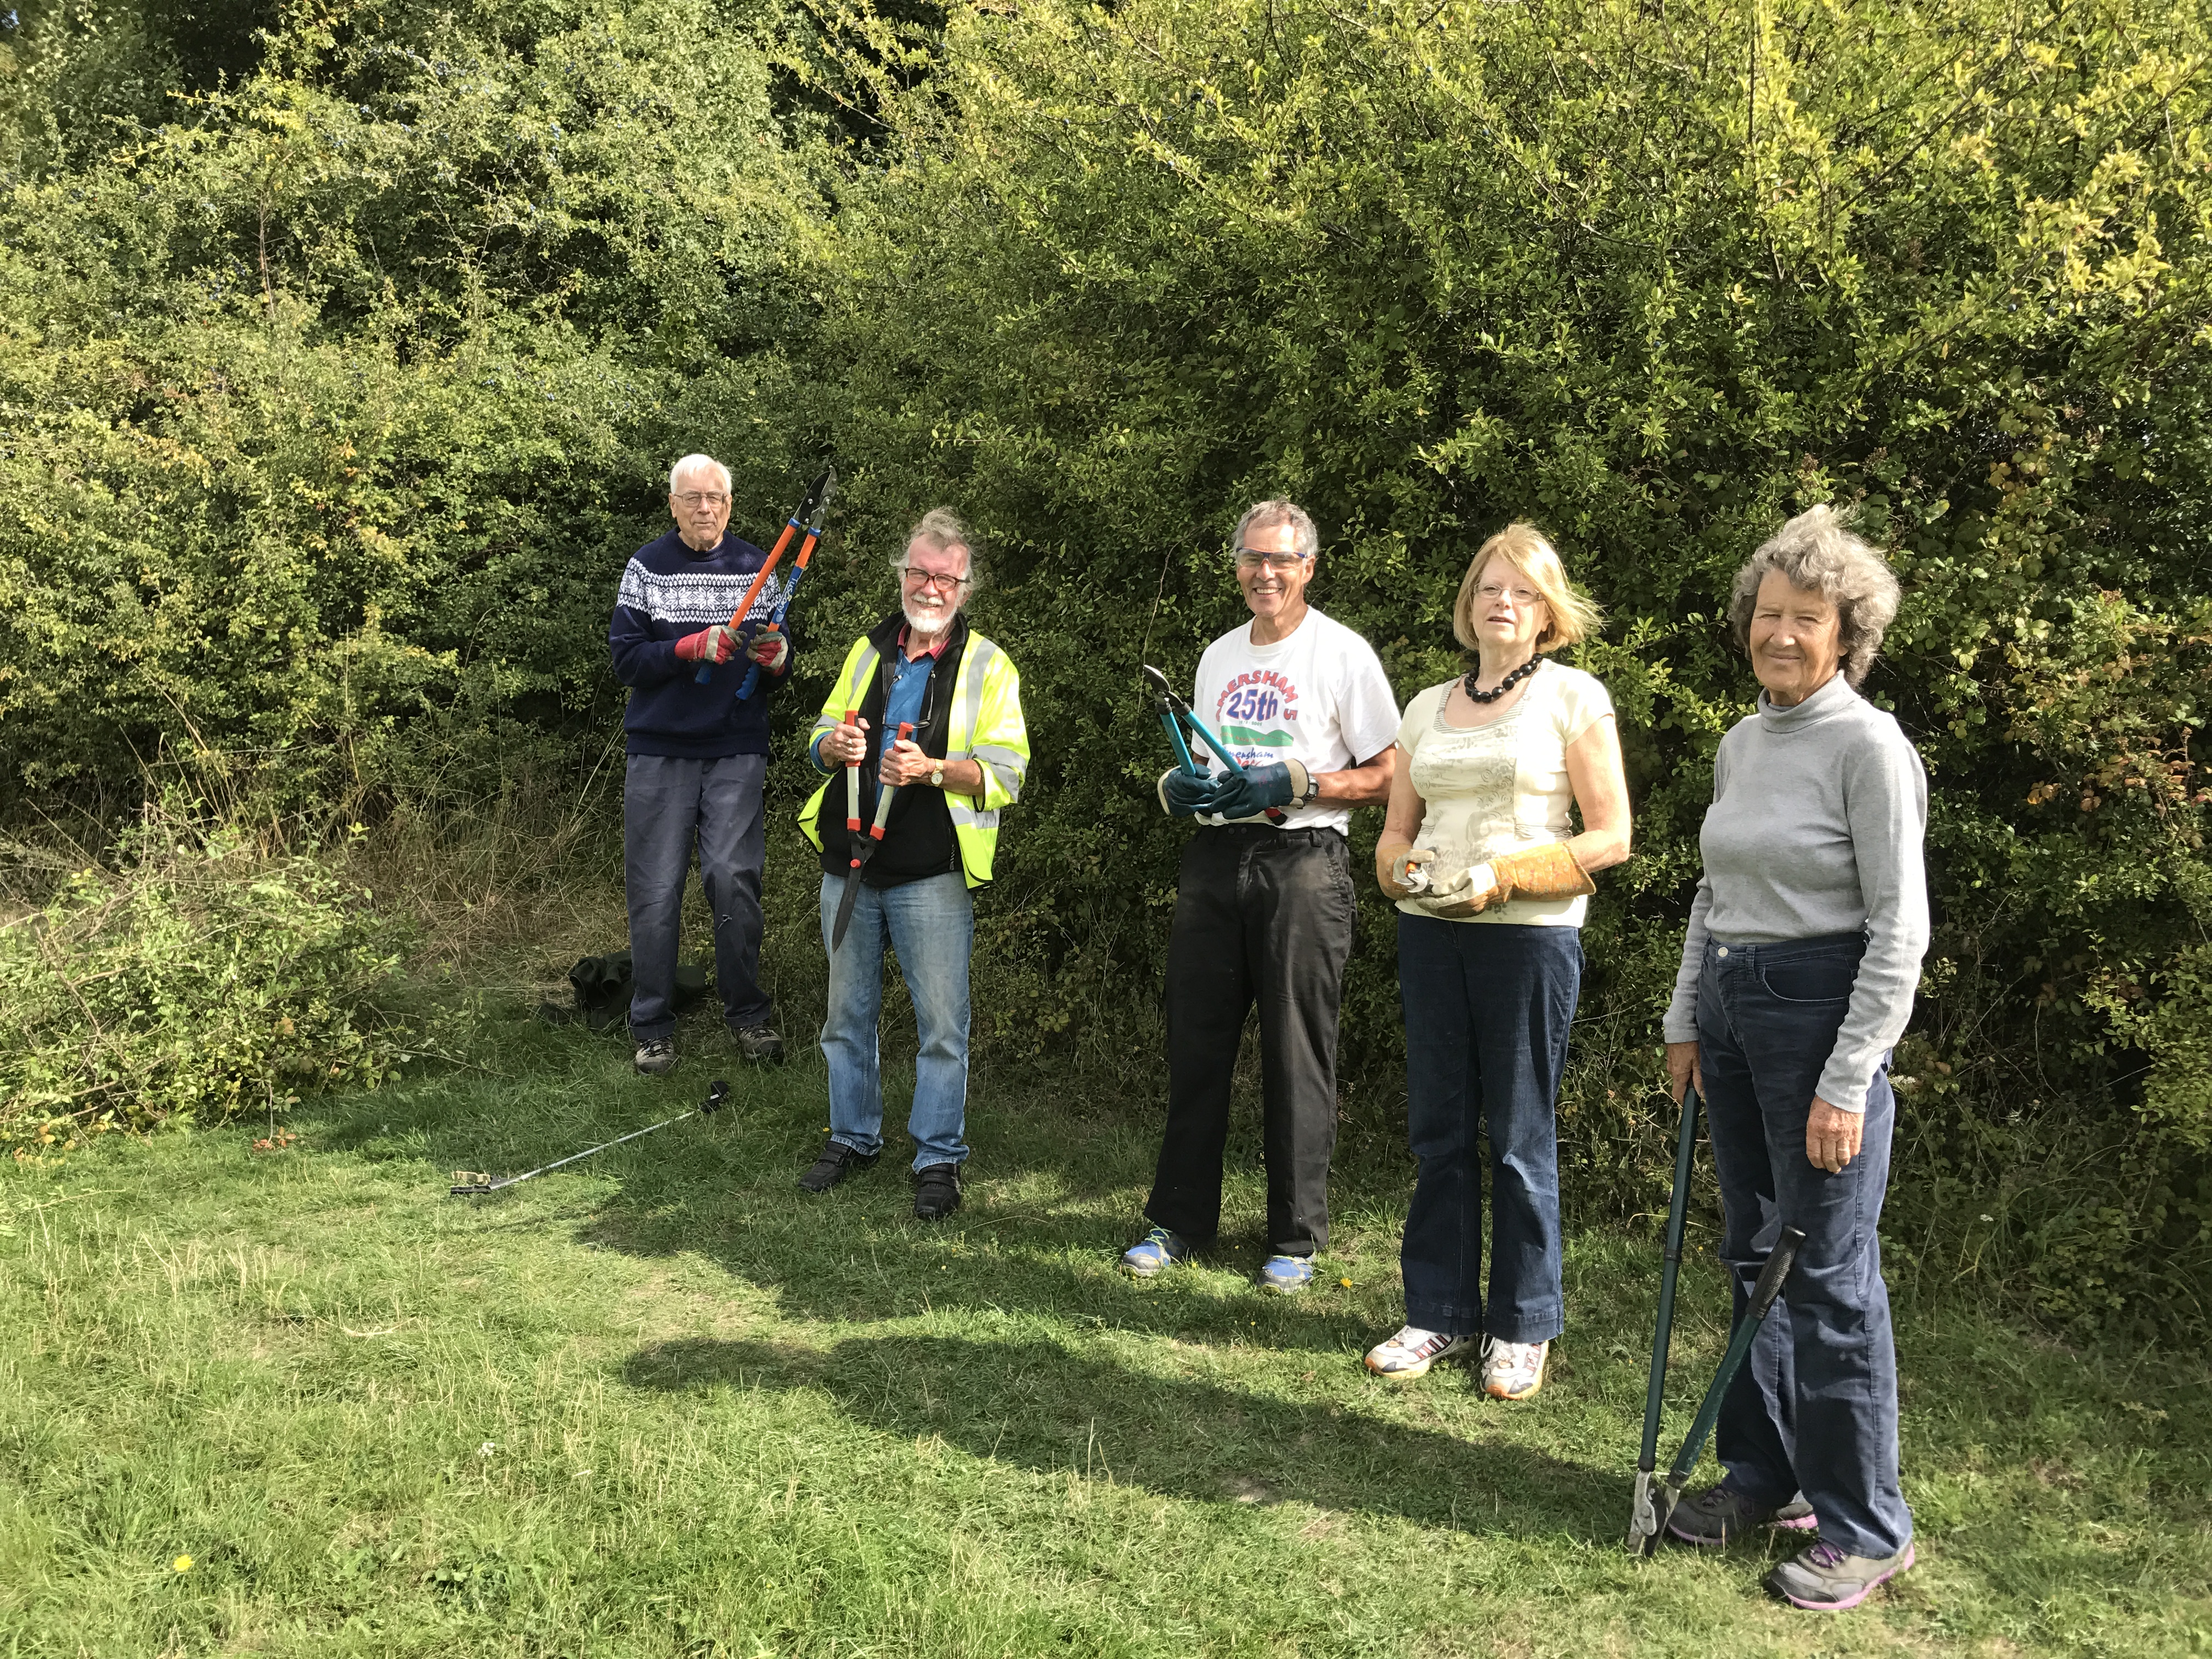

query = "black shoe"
[798,1139,878,1193]
[733,1024,785,1064]
[913,1161,962,1221]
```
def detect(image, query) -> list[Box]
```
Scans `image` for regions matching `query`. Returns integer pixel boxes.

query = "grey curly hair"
[892,506,983,599]
[1729,505,1902,687]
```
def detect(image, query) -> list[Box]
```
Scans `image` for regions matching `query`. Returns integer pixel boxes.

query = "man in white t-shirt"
[1120,499,1401,1293]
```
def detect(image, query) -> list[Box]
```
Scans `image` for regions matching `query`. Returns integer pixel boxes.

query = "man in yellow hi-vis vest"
[795,509,1029,1221]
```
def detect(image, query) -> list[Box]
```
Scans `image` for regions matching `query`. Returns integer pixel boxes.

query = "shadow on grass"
[618,1331,1615,1538]
[315,1018,1402,1357]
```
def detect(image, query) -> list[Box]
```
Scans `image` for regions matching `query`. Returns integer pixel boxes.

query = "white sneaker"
[1480,1337,1549,1400]
[1362,1324,1477,1380]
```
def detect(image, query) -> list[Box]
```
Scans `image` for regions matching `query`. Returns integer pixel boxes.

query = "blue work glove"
[1157,766,1235,817]
[1206,759,1310,821]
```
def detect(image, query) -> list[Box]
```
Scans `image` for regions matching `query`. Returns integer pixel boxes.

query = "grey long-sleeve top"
[1662,673,1931,1110]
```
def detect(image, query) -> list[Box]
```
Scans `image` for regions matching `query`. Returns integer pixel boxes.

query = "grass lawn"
[2,1012,2206,1657]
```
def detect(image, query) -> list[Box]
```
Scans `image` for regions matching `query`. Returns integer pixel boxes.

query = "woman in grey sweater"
[1660,506,1928,1613]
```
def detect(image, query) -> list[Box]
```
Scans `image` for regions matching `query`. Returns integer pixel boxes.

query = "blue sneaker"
[1120,1225,1192,1278]
[1256,1255,1314,1294]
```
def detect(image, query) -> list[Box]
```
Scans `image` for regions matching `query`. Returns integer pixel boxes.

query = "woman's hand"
[1805,1098,1863,1173]
[1375,836,1417,898]
[1665,1041,1702,1103]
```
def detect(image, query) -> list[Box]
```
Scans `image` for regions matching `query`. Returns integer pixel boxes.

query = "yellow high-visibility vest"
[798,627,1029,888]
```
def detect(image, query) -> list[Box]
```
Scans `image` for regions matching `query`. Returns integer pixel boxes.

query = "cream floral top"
[1395,661,1614,927]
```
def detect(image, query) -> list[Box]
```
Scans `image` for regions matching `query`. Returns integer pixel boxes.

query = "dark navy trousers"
[1396,915,1582,1344]
[623,753,773,1039]
[1697,932,1913,1559]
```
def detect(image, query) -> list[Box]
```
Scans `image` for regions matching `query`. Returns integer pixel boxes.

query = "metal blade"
[830,861,867,952]
[1627,1469,1660,1555]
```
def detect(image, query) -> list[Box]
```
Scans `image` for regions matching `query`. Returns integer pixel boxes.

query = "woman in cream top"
[1363,523,1631,1400]
[1393,665,1618,928]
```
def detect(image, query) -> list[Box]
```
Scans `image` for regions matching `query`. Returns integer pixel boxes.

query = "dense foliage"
[1,0,2205,1330]
[0,798,411,1146]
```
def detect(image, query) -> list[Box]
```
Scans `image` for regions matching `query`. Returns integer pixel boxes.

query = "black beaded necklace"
[1462,656,1542,704]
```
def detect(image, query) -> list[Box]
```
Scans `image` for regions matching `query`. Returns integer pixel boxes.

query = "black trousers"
[1146,827,1356,1256]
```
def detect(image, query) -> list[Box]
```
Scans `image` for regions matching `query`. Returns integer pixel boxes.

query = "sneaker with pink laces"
[1765,1539,1915,1611]
[1480,1336,1549,1400]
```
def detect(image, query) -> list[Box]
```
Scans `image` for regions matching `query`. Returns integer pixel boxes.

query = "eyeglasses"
[1476,582,1544,608]
[1234,548,1311,574]
[901,566,970,592]
[674,490,731,509]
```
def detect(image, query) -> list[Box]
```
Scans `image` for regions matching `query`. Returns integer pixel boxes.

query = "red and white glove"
[748,629,789,673]
[673,624,738,663]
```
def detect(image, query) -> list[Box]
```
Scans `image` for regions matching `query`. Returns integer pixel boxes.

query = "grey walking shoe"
[1120,1225,1192,1278]
[1765,1539,1915,1610]
[1773,1493,1819,1531]
[1666,1481,1788,1547]
[733,1023,785,1064]
[633,1036,678,1076]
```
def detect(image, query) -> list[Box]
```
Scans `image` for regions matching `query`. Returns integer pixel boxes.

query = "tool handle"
[1181,708,1249,778]
[1637,1081,1702,1474]
[842,708,862,833]
[1664,1224,1807,1488]
[1155,707,1199,774]
[735,535,821,701]
[693,541,785,683]
[1745,1223,1807,1321]
[867,721,916,838]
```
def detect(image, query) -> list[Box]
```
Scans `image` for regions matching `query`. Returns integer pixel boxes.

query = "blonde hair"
[1451,523,1601,654]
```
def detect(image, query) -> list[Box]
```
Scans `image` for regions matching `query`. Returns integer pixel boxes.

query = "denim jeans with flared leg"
[1396,913,1581,1343]
[1697,930,1913,1560]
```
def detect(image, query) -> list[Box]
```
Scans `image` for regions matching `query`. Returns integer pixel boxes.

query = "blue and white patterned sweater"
[608,528,795,758]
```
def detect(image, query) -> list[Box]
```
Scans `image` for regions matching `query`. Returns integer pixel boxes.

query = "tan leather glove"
[1417,843,1593,918]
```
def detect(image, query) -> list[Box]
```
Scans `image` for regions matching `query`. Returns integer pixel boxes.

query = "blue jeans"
[1697,932,1912,1559]
[819,871,974,1171]
[624,753,772,1039]
[1396,915,1581,1342]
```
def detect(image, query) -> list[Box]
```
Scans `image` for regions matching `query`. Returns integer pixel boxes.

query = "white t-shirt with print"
[1188,606,1401,836]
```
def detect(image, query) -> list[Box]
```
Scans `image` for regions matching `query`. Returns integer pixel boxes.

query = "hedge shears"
[829,719,915,953]
[1141,663,1248,783]
[1626,1084,1808,1556]
[1142,663,1295,824]
[694,466,835,686]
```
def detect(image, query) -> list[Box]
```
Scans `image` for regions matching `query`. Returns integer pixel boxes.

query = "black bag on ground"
[538,951,708,1032]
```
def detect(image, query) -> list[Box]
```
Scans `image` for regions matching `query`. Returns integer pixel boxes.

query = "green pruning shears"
[1141,663,1248,782]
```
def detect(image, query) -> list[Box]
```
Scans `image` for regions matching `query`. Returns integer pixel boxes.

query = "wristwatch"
[1297,770,1321,808]
[930,764,946,788]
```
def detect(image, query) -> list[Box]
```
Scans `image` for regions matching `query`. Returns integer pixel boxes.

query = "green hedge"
[1,0,2205,1331]
[781,0,2211,1331]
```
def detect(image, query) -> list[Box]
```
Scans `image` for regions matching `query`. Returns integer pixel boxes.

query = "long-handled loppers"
[1141,663,1299,824]
[732,467,837,700]
[450,1080,728,1197]
[828,720,914,953]
[693,467,834,686]
[1626,1078,1808,1556]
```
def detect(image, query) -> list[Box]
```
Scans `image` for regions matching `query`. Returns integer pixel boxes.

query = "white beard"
[903,597,955,638]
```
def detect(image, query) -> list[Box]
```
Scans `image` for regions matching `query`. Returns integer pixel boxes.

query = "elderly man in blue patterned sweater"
[608,453,795,1075]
